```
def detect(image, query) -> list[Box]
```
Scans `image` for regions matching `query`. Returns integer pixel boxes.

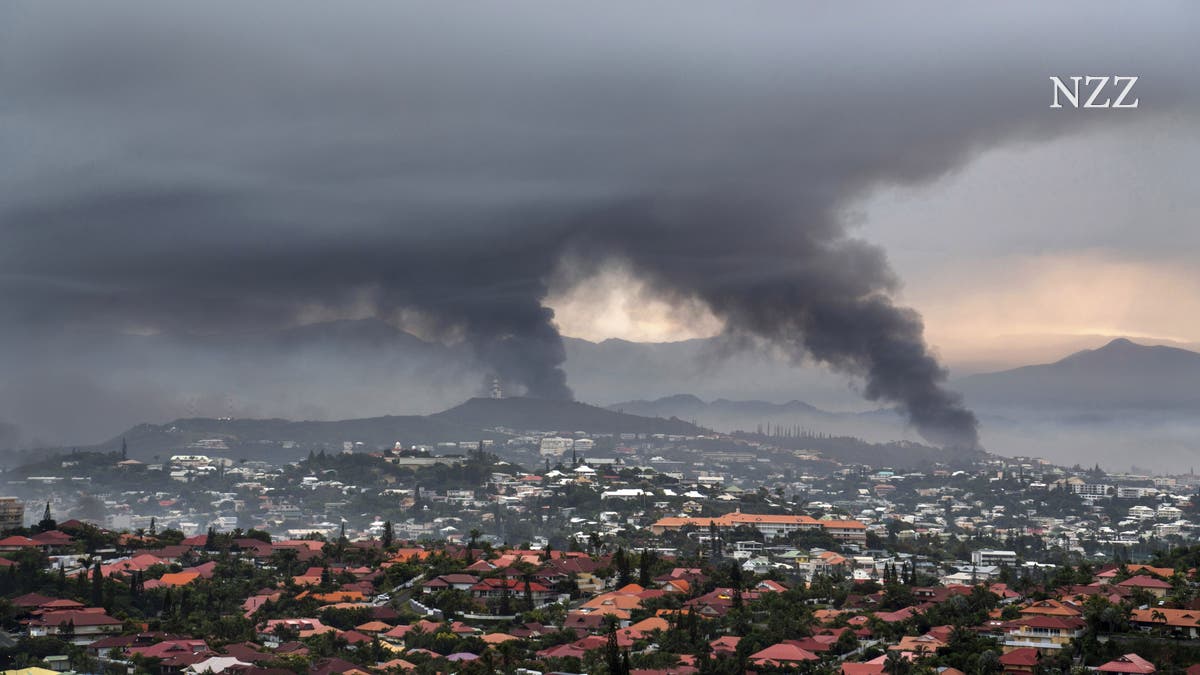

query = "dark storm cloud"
[1,1,1197,446]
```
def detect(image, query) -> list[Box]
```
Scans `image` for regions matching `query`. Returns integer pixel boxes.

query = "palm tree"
[883,650,910,675]
[1150,609,1168,634]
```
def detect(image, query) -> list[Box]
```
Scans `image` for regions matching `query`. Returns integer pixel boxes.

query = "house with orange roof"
[381,547,429,562]
[1019,599,1082,618]
[354,620,392,634]
[627,616,669,635]
[890,634,946,653]
[579,584,647,616]
[1097,565,1175,582]
[145,572,200,589]
[749,642,819,668]
[1130,607,1200,638]
[310,590,366,604]
[658,578,691,594]
[375,658,417,671]
[261,618,337,641]
[813,608,845,624]
[292,566,326,586]
[481,632,520,644]
[650,510,866,543]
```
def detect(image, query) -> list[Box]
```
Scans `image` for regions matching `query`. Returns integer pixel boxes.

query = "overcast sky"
[555,114,1200,371]
[2,1,1198,447]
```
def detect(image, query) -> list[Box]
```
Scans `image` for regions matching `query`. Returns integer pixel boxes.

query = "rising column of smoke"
[558,196,979,448]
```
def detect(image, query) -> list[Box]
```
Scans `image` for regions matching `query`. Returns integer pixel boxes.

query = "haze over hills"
[608,394,909,442]
[0,320,871,449]
[1,397,706,468]
[432,397,704,436]
[5,324,1200,471]
[955,338,1200,412]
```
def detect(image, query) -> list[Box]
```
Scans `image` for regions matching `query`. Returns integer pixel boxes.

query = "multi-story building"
[1073,483,1114,499]
[1117,486,1158,500]
[539,437,573,457]
[0,497,24,531]
[1003,616,1086,654]
[971,549,1018,567]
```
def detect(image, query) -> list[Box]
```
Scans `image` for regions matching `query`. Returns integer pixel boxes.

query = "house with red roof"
[1118,575,1172,598]
[999,647,1039,675]
[27,609,123,644]
[0,535,38,551]
[101,553,167,577]
[842,664,885,675]
[37,598,86,612]
[127,638,210,661]
[1003,615,1085,653]
[421,573,479,594]
[1098,654,1156,674]
[31,530,75,551]
[11,592,57,609]
[470,577,554,602]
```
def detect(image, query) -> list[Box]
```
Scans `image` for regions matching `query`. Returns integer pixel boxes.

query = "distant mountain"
[0,319,872,449]
[611,394,826,418]
[562,336,862,410]
[956,338,1200,411]
[607,394,909,442]
[431,397,704,435]
[133,414,489,447]
[10,396,706,466]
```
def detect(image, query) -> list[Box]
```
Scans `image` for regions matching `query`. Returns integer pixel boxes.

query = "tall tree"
[381,520,394,549]
[91,560,103,607]
[605,619,621,675]
[638,549,656,587]
[615,547,633,587]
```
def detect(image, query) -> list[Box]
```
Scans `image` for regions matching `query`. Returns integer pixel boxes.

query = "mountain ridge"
[955,337,1200,411]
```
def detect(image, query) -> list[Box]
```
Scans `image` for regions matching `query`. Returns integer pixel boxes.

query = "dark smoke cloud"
[1,1,1196,447]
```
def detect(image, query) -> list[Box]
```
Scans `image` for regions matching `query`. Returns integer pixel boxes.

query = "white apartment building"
[971,549,1018,567]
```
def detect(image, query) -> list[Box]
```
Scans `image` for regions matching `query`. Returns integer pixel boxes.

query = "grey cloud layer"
[1,1,1197,447]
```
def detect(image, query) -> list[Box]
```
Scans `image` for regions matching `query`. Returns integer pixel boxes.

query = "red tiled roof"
[1000,647,1040,666]
[1097,653,1156,674]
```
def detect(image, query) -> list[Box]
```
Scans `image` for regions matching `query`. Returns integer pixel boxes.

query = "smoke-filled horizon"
[1,2,1197,449]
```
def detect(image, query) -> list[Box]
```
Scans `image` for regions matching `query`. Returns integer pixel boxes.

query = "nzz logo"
[1050,76,1139,109]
